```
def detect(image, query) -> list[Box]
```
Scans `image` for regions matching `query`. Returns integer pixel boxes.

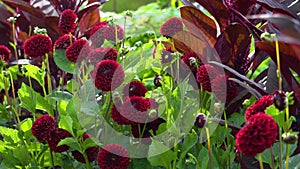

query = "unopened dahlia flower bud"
[154,74,163,87]
[273,90,287,111]
[194,113,206,128]
[282,132,298,144]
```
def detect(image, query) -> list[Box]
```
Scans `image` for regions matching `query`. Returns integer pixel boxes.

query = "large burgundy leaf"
[256,0,296,18]
[87,0,107,5]
[194,0,229,29]
[256,41,300,101]
[78,7,100,37]
[31,0,58,16]
[173,31,210,56]
[2,0,44,18]
[214,23,251,74]
[248,14,300,44]
[180,6,217,46]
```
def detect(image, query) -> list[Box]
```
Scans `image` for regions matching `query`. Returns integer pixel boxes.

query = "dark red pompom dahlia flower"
[48,128,72,152]
[245,95,273,121]
[160,17,183,38]
[89,47,118,65]
[181,52,203,73]
[58,9,77,34]
[23,34,53,58]
[31,115,58,143]
[236,113,278,157]
[196,64,219,92]
[212,75,238,103]
[92,60,125,91]
[110,99,128,125]
[72,133,99,163]
[122,81,147,98]
[66,39,90,62]
[90,21,108,37]
[97,144,130,169]
[0,45,11,62]
[121,96,157,124]
[54,34,76,50]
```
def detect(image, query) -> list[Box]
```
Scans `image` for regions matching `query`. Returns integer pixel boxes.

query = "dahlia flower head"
[120,96,158,125]
[236,113,278,157]
[196,64,219,92]
[23,34,53,58]
[48,128,72,152]
[160,17,183,38]
[58,9,77,34]
[181,52,204,73]
[72,133,99,163]
[111,99,128,125]
[97,144,130,169]
[161,46,174,64]
[31,114,58,143]
[103,24,125,42]
[66,39,90,63]
[211,75,238,103]
[245,95,273,121]
[90,21,108,47]
[0,45,11,62]
[92,60,125,92]
[122,81,147,98]
[54,34,76,50]
[89,46,118,65]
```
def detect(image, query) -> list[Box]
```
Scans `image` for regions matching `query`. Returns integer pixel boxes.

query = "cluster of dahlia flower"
[31,115,72,152]
[110,81,166,144]
[0,45,11,63]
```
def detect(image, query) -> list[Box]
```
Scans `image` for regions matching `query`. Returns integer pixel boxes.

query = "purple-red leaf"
[256,0,296,18]
[180,6,217,46]
[194,0,229,29]
[214,23,251,74]
[78,8,100,36]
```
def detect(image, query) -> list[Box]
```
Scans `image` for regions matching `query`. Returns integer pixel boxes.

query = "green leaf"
[147,140,177,168]
[18,83,37,113]
[57,137,80,151]
[284,153,300,168]
[265,105,285,129]
[20,118,32,132]
[59,115,74,135]
[53,49,75,74]
[82,138,98,151]
[47,91,73,101]
[13,145,31,166]
[198,147,209,169]
[0,126,20,143]
[80,101,100,116]
[177,130,198,168]
[23,64,44,87]
[132,158,152,169]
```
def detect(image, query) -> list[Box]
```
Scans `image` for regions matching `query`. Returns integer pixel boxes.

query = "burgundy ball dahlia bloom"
[196,64,219,92]
[160,17,183,38]
[110,99,128,125]
[92,60,125,91]
[23,34,53,58]
[181,52,203,73]
[90,21,108,36]
[103,24,124,42]
[89,47,118,65]
[212,75,238,103]
[236,113,278,157]
[66,39,89,62]
[72,133,99,163]
[48,128,72,152]
[58,9,77,34]
[90,21,108,48]
[31,115,58,143]
[121,96,157,124]
[0,45,11,62]
[245,95,273,121]
[54,34,76,50]
[122,81,147,98]
[97,144,130,169]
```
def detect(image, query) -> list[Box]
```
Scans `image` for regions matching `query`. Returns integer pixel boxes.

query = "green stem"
[285,144,290,169]
[9,71,21,127]
[258,153,264,169]
[172,138,178,169]
[205,127,213,169]
[274,36,282,91]
[223,111,231,168]
[49,150,55,169]
[270,147,275,169]
[279,128,283,169]
[11,22,18,60]
[45,54,52,94]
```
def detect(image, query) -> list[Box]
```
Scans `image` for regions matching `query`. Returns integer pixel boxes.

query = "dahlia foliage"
[0,0,299,169]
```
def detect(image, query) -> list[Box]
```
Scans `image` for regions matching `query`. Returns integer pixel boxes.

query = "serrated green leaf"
[57,137,80,151]
[53,49,75,74]
[23,64,44,87]
[80,101,100,116]
[177,130,198,168]
[18,83,36,113]
[82,138,98,151]
[147,140,177,168]
[265,105,285,129]
[13,145,31,166]
[20,118,32,132]
[59,115,74,135]
[0,126,20,143]
[47,91,73,101]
